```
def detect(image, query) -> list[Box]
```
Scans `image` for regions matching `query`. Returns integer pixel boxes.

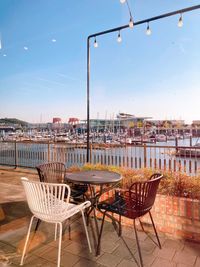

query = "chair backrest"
[127,173,163,217]
[36,162,66,183]
[21,177,70,221]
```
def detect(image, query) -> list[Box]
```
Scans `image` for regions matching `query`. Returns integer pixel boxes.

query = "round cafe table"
[65,170,122,255]
[65,170,122,209]
[65,170,121,185]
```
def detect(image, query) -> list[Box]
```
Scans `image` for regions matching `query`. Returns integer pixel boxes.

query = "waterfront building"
[79,113,150,134]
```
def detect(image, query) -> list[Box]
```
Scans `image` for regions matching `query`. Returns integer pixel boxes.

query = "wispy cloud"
[37,77,66,86]
[56,73,78,81]
[22,82,51,91]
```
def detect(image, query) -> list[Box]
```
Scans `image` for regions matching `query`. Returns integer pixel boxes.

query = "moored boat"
[176,143,200,158]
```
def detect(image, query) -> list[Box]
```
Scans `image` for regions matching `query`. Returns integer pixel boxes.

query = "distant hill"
[0,118,29,127]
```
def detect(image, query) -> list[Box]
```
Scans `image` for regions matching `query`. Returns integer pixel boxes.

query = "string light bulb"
[120,0,126,4]
[129,17,134,28]
[117,31,122,43]
[178,14,183,27]
[146,22,152,35]
[94,37,98,48]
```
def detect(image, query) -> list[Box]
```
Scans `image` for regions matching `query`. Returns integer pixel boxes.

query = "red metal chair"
[97,173,163,267]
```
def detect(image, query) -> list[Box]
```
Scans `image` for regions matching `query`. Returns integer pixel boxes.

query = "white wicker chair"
[20,177,92,267]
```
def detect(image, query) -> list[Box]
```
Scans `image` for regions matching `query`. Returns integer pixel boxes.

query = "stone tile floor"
[1,167,200,267]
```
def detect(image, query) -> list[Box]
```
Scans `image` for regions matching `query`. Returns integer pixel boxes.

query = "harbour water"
[0,137,199,175]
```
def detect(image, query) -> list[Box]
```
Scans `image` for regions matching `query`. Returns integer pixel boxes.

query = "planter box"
[99,192,200,242]
[151,194,200,241]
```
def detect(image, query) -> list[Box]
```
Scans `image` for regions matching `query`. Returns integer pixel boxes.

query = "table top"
[65,170,122,185]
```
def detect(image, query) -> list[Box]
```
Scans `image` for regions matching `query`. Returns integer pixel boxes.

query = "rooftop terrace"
[1,167,200,267]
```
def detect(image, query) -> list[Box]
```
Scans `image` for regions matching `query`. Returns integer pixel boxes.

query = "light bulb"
[3,54,6,57]
[117,32,122,43]
[94,38,98,48]
[120,0,126,4]
[129,17,134,28]
[24,46,28,50]
[178,14,183,27]
[146,23,152,35]
[52,39,57,42]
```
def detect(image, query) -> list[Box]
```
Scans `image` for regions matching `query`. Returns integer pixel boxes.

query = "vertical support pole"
[90,143,92,164]
[48,141,50,162]
[14,141,18,168]
[87,37,90,163]
[175,137,178,153]
[190,136,192,147]
[143,144,147,168]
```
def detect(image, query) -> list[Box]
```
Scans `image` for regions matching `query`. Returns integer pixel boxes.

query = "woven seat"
[97,173,163,267]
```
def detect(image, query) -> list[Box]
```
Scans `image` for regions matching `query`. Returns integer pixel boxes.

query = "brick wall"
[99,192,200,242]
[151,194,200,241]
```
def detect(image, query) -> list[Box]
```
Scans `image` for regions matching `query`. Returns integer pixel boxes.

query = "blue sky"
[0,0,199,124]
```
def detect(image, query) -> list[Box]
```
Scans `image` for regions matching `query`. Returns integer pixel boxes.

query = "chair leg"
[57,222,62,267]
[20,215,35,266]
[68,219,71,240]
[55,223,58,241]
[118,215,122,236]
[34,218,41,232]
[96,211,106,256]
[81,210,92,253]
[86,206,94,226]
[149,211,161,249]
[133,219,143,267]
[139,218,145,232]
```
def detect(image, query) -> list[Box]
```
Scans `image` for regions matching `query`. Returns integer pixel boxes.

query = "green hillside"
[0,118,29,127]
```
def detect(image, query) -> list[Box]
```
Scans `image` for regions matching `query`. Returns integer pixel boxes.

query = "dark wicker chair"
[34,162,88,231]
[36,161,66,183]
[36,162,88,198]
[97,173,163,266]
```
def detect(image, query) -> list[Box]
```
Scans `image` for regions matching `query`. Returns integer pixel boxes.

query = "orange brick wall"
[99,193,200,242]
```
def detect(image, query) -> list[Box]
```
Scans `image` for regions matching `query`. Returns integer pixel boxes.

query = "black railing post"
[175,137,178,153]
[143,144,147,168]
[14,141,18,168]
[48,141,50,162]
[190,136,192,146]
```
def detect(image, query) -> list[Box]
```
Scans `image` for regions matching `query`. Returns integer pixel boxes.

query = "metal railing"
[0,141,199,175]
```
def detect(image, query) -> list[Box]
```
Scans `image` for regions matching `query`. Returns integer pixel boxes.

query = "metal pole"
[86,4,200,162]
[86,37,90,162]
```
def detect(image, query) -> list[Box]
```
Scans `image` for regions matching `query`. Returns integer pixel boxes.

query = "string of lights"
[0,2,195,57]
[92,2,200,48]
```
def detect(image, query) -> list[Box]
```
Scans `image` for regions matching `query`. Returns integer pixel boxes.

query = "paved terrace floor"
[0,167,200,267]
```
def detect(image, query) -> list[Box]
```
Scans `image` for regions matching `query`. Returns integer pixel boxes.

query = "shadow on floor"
[0,201,31,226]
